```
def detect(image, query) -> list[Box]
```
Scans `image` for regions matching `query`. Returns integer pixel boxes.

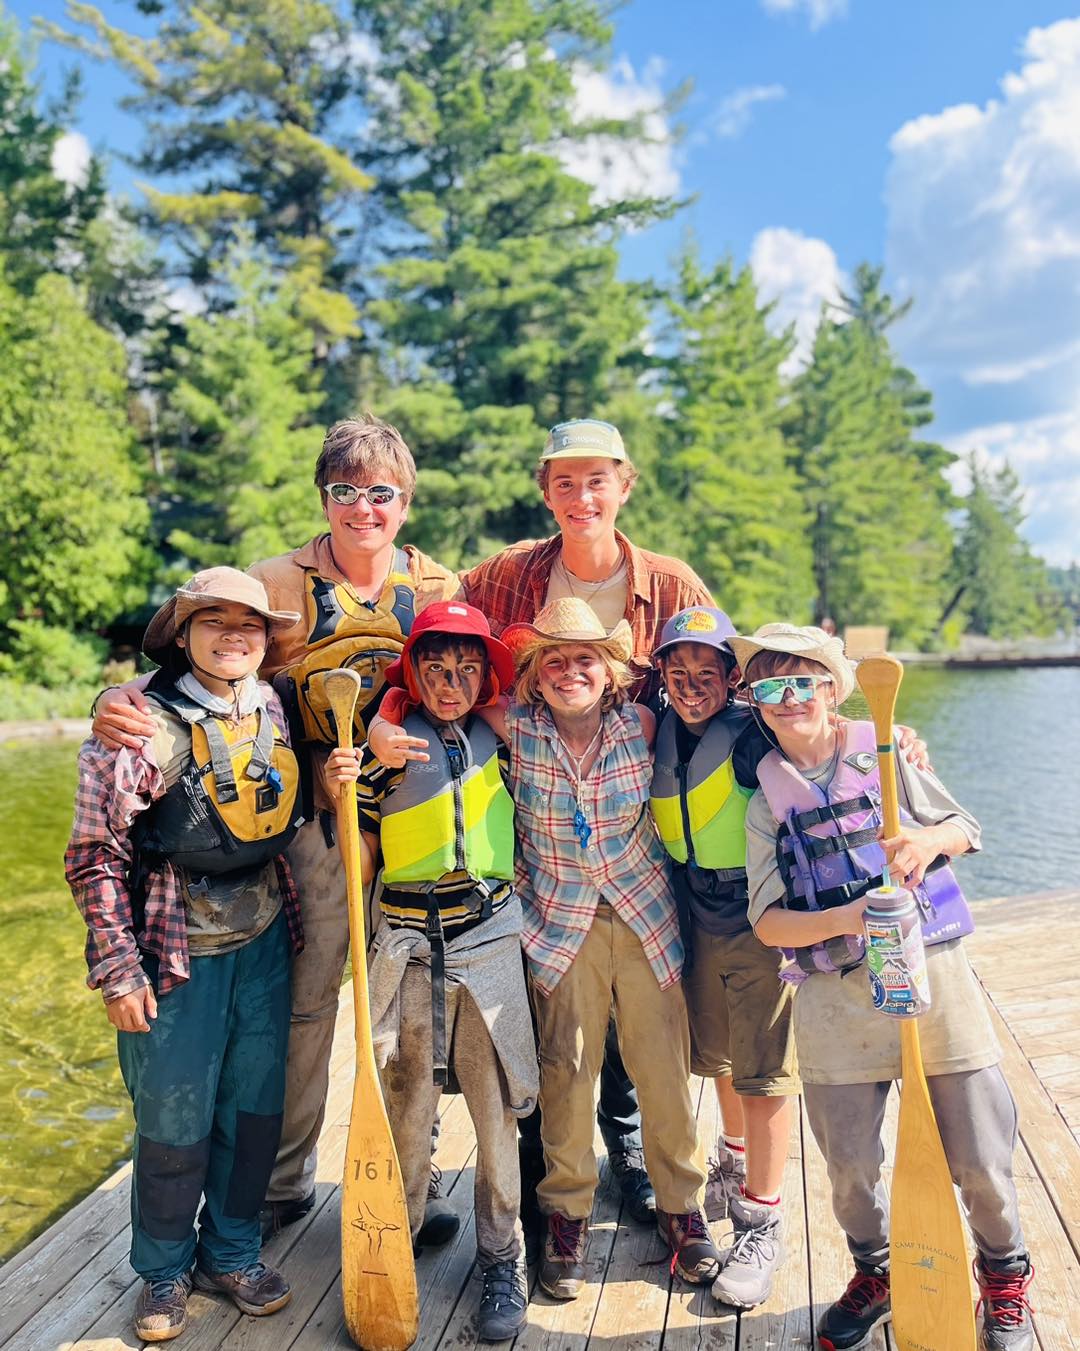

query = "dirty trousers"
[380,962,524,1265]
[803,1065,1026,1268]
[118,913,290,1280]
[533,904,705,1219]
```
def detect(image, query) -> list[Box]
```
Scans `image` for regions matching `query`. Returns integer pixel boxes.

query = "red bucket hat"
[385,601,515,709]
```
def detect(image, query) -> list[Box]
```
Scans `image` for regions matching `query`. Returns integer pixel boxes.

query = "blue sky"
[15,0,1080,567]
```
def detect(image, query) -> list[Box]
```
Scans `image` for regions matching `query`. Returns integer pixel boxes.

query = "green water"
[0,739,132,1264]
[1,664,1077,1262]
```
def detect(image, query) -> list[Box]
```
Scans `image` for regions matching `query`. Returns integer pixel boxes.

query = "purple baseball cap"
[654,606,736,661]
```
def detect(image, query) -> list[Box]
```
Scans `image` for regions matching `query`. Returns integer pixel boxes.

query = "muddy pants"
[118,913,290,1280]
[803,1065,1026,1268]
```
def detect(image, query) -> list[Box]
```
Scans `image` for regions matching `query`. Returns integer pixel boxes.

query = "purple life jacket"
[756,721,974,981]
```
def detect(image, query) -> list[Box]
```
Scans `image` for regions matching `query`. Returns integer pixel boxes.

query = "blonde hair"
[514,642,634,713]
[535,455,639,496]
[314,414,417,504]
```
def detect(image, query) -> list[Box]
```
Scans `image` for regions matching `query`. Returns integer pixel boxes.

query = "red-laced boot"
[975,1254,1034,1351]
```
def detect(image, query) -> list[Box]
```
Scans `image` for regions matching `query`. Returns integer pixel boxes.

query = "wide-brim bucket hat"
[501,597,634,669]
[385,600,515,706]
[728,623,856,703]
[143,567,301,664]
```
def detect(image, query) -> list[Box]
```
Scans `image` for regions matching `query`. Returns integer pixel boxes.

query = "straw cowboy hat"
[501,597,634,669]
[143,567,301,665]
[728,623,856,703]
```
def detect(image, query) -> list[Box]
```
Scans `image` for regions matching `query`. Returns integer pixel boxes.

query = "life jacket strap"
[245,707,276,782]
[781,794,875,835]
[800,825,880,859]
[200,718,239,803]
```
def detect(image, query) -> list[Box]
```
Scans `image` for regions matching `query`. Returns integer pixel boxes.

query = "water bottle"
[862,885,932,1018]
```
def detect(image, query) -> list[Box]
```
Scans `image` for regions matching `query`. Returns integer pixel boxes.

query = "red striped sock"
[742,1187,781,1206]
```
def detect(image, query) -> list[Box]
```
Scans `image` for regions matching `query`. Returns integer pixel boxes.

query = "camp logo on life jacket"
[673,609,720,635]
[283,548,416,744]
[844,751,878,775]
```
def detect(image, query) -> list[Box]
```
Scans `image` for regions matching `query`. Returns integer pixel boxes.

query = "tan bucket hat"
[501,597,634,669]
[143,567,301,664]
[728,622,856,703]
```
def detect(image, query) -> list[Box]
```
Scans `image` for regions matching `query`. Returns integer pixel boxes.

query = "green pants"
[118,913,290,1281]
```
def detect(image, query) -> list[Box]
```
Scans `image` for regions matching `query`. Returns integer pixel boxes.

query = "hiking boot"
[608,1143,656,1225]
[193,1261,291,1316]
[259,1186,316,1241]
[704,1142,746,1222]
[657,1208,722,1284]
[711,1193,784,1309]
[539,1213,589,1300]
[976,1254,1035,1351]
[133,1274,192,1343]
[416,1163,461,1248]
[816,1262,891,1350]
[477,1256,529,1340]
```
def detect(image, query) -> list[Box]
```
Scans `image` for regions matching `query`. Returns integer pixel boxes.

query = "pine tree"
[162,233,325,572]
[786,267,953,645]
[0,5,104,293]
[656,247,812,626]
[0,269,150,643]
[353,0,680,564]
[42,0,369,350]
[947,454,1058,638]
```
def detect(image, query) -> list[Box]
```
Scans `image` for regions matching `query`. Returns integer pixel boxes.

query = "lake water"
[1,664,1077,1261]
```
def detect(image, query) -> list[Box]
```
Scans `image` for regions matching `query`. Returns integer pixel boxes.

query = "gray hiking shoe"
[703,1142,746,1222]
[711,1193,784,1309]
[976,1254,1035,1351]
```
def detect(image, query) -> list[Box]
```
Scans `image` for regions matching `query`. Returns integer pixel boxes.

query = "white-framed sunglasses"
[748,673,833,704]
[323,482,403,506]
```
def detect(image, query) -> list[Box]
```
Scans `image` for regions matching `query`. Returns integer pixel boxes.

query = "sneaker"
[608,1143,656,1225]
[704,1143,746,1222]
[539,1213,589,1300]
[416,1163,461,1248]
[259,1187,316,1241]
[711,1193,784,1309]
[816,1262,891,1350]
[193,1261,291,1316]
[477,1256,529,1340]
[657,1208,722,1285]
[133,1274,192,1343]
[976,1254,1035,1351]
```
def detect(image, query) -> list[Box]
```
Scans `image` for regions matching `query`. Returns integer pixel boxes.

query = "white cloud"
[51,131,91,189]
[165,283,207,316]
[761,0,849,31]
[885,17,1080,564]
[558,56,680,203]
[750,226,845,374]
[945,409,1080,567]
[713,84,787,140]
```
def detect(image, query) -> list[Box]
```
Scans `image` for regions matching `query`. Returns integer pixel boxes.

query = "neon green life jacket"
[379,713,515,885]
[650,708,754,872]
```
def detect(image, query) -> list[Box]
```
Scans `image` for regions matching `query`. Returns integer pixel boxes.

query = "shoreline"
[0,718,89,745]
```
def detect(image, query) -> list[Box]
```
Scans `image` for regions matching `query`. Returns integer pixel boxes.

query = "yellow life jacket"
[281,547,415,745]
[379,714,516,886]
[137,677,301,881]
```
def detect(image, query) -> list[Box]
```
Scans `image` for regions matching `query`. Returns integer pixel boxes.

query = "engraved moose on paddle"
[351,1203,402,1255]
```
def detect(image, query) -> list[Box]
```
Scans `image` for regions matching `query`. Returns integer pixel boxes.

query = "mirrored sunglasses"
[324,482,403,506]
[748,673,833,704]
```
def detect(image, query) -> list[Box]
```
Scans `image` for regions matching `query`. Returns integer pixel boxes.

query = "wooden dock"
[2,890,1078,1350]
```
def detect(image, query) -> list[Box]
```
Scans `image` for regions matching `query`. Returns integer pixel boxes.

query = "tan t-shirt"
[544,552,629,631]
[744,737,996,1084]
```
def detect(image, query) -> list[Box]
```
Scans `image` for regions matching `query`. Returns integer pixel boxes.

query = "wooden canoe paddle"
[856,655,977,1351]
[325,669,419,1351]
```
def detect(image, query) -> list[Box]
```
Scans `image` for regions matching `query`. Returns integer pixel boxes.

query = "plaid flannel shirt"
[460,530,714,705]
[505,701,682,996]
[65,689,303,1002]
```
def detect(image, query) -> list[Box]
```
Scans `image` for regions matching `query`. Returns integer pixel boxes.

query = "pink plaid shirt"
[505,701,682,996]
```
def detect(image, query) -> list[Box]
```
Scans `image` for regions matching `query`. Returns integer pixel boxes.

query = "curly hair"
[514,642,634,714]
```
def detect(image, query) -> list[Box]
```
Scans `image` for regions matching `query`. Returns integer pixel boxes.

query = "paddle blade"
[341,1076,420,1351]
[891,1022,978,1350]
[855,654,904,840]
